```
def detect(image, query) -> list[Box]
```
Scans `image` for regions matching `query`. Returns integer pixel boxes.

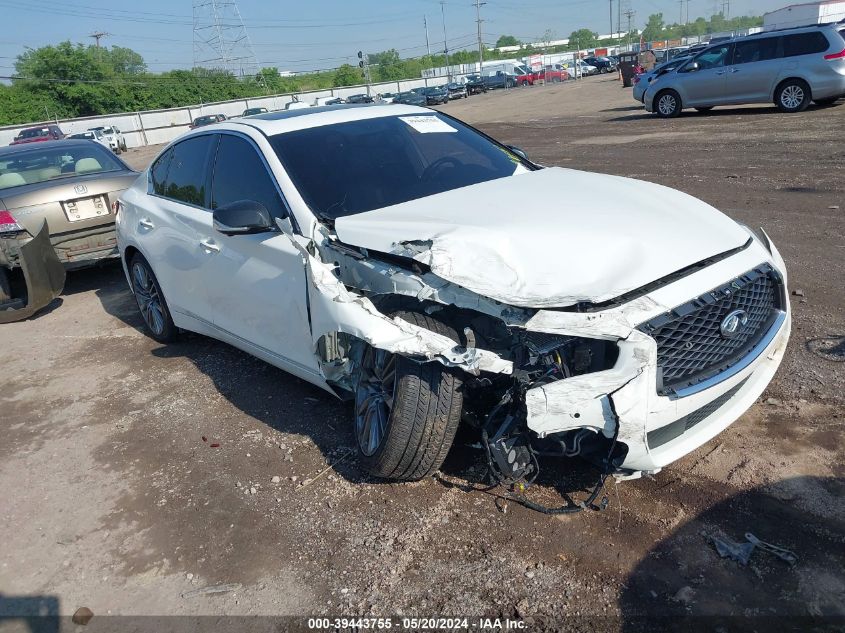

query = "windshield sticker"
[399,116,457,134]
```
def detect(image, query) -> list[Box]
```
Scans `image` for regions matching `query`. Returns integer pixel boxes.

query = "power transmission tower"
[679,0,684,25]
[475,0,485,68]
[193,0,265,87]
[686,0,692,24]
[424,15,431,56]
[89,31,110,48]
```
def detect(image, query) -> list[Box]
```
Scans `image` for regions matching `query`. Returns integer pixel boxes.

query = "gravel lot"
[1,76,843,631]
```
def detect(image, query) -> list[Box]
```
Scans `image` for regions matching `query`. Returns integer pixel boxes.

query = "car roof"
[0,139,99,157]
[225,103,430,136]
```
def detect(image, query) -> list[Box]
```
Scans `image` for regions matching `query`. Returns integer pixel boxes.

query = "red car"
[516,71,536,87]
[532,65,571,84]
[9,125,65,146]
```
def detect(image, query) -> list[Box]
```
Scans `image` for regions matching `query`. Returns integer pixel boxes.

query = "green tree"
[641,13,666,41]
[568,28,598,48]
[495,35,520,47]
[332,63,363,87]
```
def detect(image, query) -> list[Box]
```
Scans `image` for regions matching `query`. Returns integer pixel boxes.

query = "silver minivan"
[644,23,845,117]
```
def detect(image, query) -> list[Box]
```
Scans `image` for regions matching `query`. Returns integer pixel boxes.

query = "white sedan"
[116,104,790,489]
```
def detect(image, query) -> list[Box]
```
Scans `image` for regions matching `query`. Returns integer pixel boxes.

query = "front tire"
[775,79,810,113]
[654,89,682,117]
[129,253,177,343]
[353,312,464,481]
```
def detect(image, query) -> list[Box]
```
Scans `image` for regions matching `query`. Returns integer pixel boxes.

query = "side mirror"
[687,61,700,72]
[507,145,529,161]
[213,200,276,236]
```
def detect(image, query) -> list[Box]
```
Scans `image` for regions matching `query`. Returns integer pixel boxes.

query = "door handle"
[715,70,726,75]
[139,218,154,229]
[729,68,740,73]
[200,239,220,253]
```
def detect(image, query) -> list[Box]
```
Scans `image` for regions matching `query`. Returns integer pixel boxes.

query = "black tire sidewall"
[0,267,11,303]
[129,253,177,343]
[354,312,464,481]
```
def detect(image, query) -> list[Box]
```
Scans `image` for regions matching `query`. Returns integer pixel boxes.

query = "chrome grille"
[639,265,782,396]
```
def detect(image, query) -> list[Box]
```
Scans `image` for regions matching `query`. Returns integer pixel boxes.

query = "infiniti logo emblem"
[720,309,748,338]
[74,184,88,194]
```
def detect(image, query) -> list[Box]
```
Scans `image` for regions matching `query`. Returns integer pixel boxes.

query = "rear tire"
[654,89,682,118]
[129,253,177,343]
[775,79,811,113]
[813,97,839,106]
[0,267,11,303]
[353,311,464,481]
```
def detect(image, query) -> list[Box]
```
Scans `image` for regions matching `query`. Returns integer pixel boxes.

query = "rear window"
[0,144,124,190]
[18,128,51,139]
[270,113,531,220]
[782,31,829,57]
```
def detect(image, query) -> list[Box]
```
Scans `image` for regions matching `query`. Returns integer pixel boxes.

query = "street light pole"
[440,0,451,81]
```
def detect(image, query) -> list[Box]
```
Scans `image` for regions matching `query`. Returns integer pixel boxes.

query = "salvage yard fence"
[0,76,466,149]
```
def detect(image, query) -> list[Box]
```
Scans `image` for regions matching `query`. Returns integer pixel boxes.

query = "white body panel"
[116,105,790,477]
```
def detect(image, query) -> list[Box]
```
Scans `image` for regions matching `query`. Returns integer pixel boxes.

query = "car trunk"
[0,171,138,265]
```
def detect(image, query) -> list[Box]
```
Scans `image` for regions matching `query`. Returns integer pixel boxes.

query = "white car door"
[139,134,218,325]
[202,132,321,381]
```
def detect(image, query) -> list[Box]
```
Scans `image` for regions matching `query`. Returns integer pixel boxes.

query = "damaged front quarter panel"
[297,234,514,378]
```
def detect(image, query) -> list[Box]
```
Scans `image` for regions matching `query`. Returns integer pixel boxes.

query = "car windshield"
[194,116,217,125]
[71,132,98,139]
[270,113,531,220]
[0,144,124,190]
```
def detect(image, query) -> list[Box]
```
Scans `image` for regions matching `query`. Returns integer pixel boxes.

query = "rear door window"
[782,32,829,57]
[210,134,286,219]
[732,37,780,64]
[155,135,216,207]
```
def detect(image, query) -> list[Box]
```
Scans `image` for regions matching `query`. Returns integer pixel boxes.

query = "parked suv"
[10,125,65,145]
[644,23,845,117]
[584,56,617,73]
[89,126,127,152]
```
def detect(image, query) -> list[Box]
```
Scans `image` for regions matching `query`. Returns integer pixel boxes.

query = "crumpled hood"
[334,167,748,308]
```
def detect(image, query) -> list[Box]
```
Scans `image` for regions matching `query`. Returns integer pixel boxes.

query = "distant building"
[763,0,845,30]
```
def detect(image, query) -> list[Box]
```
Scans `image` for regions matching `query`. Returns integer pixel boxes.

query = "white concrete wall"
[0,77,475,149]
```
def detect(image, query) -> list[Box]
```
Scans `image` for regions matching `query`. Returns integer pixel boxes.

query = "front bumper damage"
[0,220,66,323]
[296,223,789,479]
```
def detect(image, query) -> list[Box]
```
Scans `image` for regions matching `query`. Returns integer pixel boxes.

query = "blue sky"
[0,0,794,75]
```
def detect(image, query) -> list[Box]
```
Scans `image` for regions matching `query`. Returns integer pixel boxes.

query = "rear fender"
[0,220,65,323]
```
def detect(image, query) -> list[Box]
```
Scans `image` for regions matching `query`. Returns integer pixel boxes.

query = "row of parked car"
[9,124,128,153]
[635,22,845,116]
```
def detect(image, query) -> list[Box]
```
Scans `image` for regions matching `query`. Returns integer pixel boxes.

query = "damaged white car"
[116,105,790,488]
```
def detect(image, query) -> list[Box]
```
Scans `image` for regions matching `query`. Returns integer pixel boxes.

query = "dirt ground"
[1,77,844,632]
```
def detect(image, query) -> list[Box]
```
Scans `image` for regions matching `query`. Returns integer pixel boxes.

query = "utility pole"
[609,0,613,42]
[685,0,691,23]
[679,0,684,25]
[624,8,635,50]
[617,0,621,41]
[424,15,431,57]
[474,0,485,70]
[440,0,451,81]
[89,31,109,48]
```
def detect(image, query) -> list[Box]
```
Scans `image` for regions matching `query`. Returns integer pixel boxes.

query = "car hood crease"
[333,167,749,308]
